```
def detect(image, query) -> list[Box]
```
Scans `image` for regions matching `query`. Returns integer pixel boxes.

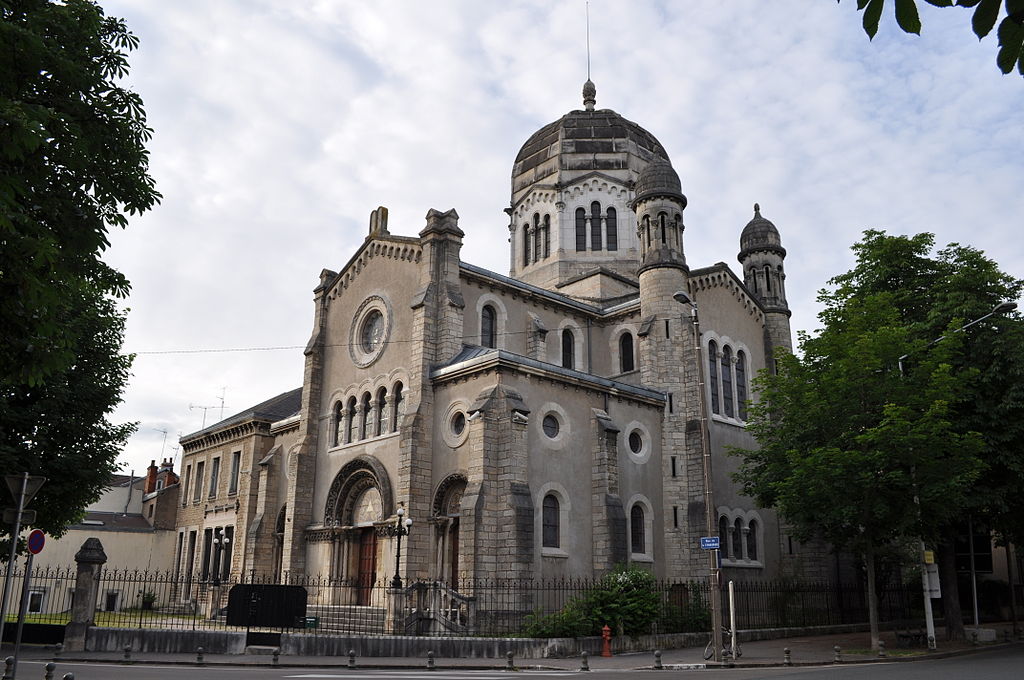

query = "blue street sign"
[700,536,720,550]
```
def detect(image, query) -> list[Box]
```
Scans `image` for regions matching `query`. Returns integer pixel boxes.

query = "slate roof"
[181,387,303,442]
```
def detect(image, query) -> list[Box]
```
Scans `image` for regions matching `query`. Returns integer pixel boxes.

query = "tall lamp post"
[387,506,413,589]
[898,300,1017,650]
[674,291,724,662]
[211,528,230,586]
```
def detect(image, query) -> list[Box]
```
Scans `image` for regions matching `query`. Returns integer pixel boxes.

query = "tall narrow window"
[718,516,729,558]
[200,528,212,580]
[208,457,220,498]
[346,396,358,443]
[736,350,748,420]
[543,214,551,258]
[575,208,586,251]
[182,465,192,506]
[764,265,772,292]
[722,346,734,418]
[522,224,531,267]
[375,387,388,436]
[630,505,646,554]
[561,329,575,369]
[390,382,404,433]
[533,213,541,263]
[481,304,497,348]
[193,462,205,503]
[642,215,651,248]
[606,207,617,251]
[708,340,721,415]
[590,201,602,250]
[542,494,560,548]
[747,519,758,561]
[228,451,241,494]
[733,518,743,559]
[360,392,372,440]
[333,401,344,446]
[659,212,667,243]
[619,333,635,373]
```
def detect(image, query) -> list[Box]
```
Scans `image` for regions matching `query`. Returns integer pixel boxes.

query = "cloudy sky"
[99,0,1024,475]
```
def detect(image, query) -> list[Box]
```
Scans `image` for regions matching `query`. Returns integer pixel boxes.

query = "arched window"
[750,268,758,293]
[733,517,743,560]
[764,264,772,292]
[391,382,404,433]
[674,214,682,247]
[606,207,617,251]
[332,401,343,447]
[736,350,748,420]
[659,212,667,244]
[721,346,734,418]
[619,332,635,373]
[360,392,373,440]
[542,494,560,548]
[718,516,729,557]
[346,396,358,444]
[522,223,530,267]
[642,215,651,248]
[543,214,551,258]
[590,201,602,251]
[375,387,388,436]
[630,504,645,554]
[708,340,721,415]
[747,519,758,561]
[533,213,541,264]
[481,304,497,348]
[561,328,575,369]
[575,208,586,252]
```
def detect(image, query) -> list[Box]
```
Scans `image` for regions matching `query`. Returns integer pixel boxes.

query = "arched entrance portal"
[432,474,467,589]
[324,456,394,605]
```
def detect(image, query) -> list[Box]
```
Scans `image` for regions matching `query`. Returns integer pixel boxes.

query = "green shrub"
[523,602,591,638]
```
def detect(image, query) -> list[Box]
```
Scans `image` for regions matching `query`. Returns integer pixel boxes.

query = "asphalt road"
[15,645,1024,680]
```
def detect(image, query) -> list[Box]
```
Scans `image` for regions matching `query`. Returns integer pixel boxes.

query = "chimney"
[144,460,158,494]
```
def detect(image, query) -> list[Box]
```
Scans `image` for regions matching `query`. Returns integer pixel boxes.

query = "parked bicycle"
[703,626,741,660]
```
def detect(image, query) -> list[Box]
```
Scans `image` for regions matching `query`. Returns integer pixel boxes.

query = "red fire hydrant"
[601,624,613,657]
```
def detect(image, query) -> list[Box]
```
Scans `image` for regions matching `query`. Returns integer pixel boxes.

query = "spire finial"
[582,2,596,111]
[754,202,761,216]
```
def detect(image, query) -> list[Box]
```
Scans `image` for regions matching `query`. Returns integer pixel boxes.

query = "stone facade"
[173,82,830,591]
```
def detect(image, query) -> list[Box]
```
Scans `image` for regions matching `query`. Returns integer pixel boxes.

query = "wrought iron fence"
[1,565,920,639]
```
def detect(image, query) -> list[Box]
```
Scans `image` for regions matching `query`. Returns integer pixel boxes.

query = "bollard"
[427,650,436,671]
[783,647,792,666]
[833,645,841,663]
[3,656,12,680]
[44,662,56,680]
[53,643,63,661]
[927,635,936,650]
[272,648,280,665]
[580,650,590,672]
[878,640,886,659]
[62,675,74,680]
[123,644,132,662]
[506,651,515,671]
[653,650,662,670]
[348,649,356,670]
[196,646,204,664]
[971,630,979,645]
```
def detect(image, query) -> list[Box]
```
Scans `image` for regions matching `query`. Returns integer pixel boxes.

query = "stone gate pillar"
[64,538,107,651]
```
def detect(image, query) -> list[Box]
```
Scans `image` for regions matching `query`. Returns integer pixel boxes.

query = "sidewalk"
[9,626,1023,672]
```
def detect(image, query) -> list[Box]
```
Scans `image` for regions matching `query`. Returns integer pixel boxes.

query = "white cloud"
[99,0,1024,473]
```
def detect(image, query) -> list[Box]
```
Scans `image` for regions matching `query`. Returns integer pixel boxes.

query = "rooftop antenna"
[153,427,168,459]
[189,403,214,429]
[216,387,228,421]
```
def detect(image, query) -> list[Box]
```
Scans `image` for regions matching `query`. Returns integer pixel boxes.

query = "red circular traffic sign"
[27,529,45,554]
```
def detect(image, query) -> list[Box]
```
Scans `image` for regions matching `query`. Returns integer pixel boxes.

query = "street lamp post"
[387,507,413,589]
[898,300,1017,650]
[211,529,230,586]
[674,291,724,663]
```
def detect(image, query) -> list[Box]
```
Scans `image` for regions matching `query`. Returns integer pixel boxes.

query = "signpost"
[0,472,46,679]
[700,536,720,550]
[11,529,45,677]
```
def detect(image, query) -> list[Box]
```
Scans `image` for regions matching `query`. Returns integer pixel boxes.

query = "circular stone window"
[451,411,466,437]
[349,296,392,368]
[542,414,560,439]
[628,431,644,454]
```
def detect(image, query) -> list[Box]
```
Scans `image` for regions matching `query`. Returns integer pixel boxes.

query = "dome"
[739,203,785,257]
[511,82,669,206]
[633,158,686,207]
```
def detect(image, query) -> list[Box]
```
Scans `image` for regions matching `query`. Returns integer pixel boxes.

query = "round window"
[451,411,466,436]
[542,414,560,438]
[360,309,385,353]
[628,431,644,454]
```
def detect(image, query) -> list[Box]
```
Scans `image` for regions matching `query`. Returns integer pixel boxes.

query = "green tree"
[732,230,1024,648]
[1,0,159,386]
[1,0,157,543]
[842,0,1024,78]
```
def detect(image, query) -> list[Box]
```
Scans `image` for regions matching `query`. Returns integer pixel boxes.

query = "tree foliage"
[842,0,1024,78]
[1,0,157,545]
[1,0,159,386]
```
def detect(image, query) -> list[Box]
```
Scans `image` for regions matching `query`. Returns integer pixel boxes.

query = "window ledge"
[630,553,654,563]
[710,414,747,428]
[721,559,763,569]
[541,547,569,559]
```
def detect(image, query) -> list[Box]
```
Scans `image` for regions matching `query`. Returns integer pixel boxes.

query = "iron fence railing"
[0,565,921,638]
